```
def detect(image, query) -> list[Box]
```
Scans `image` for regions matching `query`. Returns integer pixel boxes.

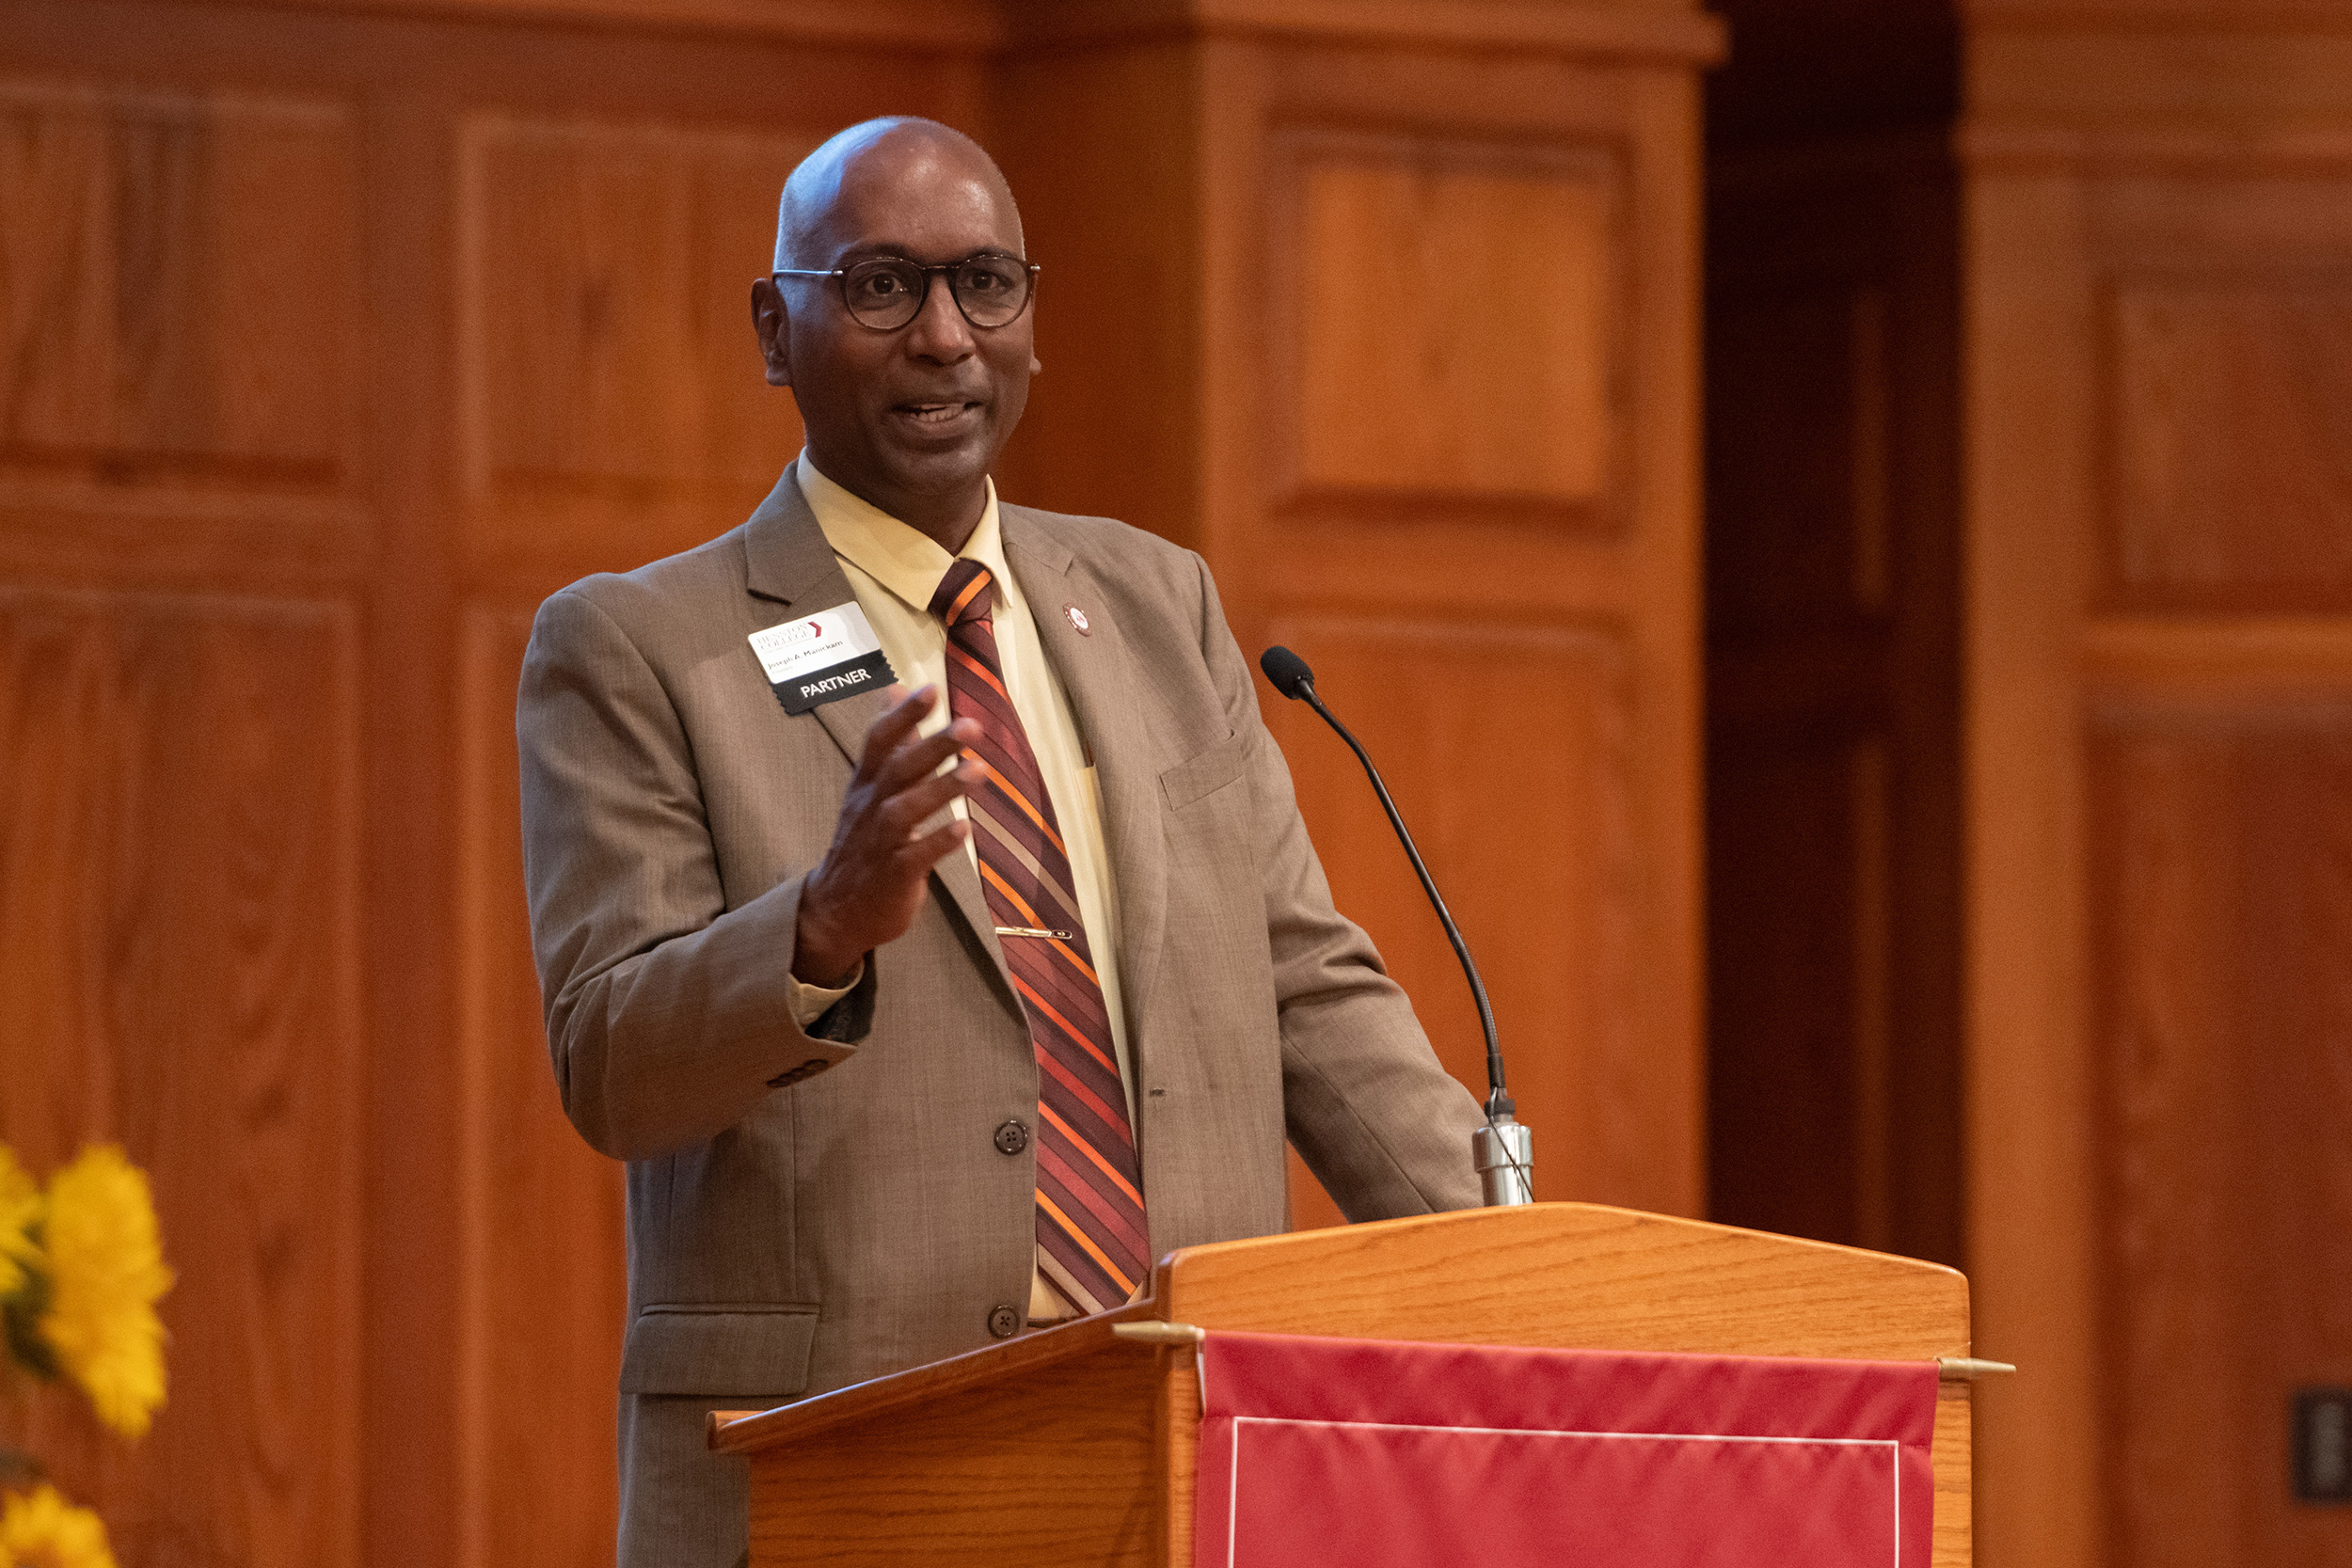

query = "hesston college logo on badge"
[748,603,896,714]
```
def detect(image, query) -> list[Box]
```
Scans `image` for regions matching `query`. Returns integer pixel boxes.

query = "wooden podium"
[710,1203,1981,1567]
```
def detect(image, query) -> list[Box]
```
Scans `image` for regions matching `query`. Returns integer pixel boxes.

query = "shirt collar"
[794,451,1004,615]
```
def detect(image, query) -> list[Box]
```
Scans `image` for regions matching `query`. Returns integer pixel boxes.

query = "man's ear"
[751,277,792,388]
[1029,354,1042,375]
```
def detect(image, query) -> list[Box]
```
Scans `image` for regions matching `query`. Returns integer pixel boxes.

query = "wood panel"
[987,42,1201,551]
[459,115,818,578]
[1702,265,1898,1259]
[0,83,356,486]
[2107,277,2352,610]
[0,81,364,582]
[1261,614,1640,1223]
[1964,149,2106,1568]
[1278,132,1620,524]
[2089,704,2352,1568]
[230,0,1003,48]
[1702,133,1964,1272]
[1963,11,2352,1568]
[0,586,362,1567]
[1707,731,1884,1245]
[1157,1203,1969,1357]
[745,1345,1164,1568]
[1707,286,1891,633]
[1187,18,1708,1228]
[453,605,628,1568]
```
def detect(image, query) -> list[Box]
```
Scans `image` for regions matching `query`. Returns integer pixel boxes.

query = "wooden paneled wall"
[0,1,1716,1562]
[1708,1,2352,1563]
[0,6,979,1562]
[1963,4,2352,1563]
[1704,124,1964,1267]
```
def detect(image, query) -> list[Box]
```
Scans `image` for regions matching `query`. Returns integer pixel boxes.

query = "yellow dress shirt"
[781,454,1136,1321]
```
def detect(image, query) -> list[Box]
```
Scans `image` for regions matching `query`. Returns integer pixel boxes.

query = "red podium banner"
[1193,1332,1938,1568]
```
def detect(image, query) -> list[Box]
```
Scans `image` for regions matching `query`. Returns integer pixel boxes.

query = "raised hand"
[791,684,979,986]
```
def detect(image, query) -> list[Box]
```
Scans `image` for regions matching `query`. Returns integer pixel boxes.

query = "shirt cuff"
[786,962,863,1030]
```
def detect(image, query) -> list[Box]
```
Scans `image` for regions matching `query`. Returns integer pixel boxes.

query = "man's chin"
[804,449,991,533]
[871,433,997,499]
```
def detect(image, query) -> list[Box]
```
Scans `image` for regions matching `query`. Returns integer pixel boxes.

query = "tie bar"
[995,926,1075,941]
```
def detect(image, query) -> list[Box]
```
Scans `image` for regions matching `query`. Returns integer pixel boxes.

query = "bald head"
[773,118,1022,273]
[750,117,1039,549]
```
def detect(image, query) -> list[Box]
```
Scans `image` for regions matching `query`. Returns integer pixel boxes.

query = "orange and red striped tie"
[930,559,1149,1316]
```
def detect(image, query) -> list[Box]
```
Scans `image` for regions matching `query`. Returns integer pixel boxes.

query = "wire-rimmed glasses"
[771,252,1041,331]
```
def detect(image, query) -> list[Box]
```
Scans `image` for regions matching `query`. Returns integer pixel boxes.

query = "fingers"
[896,815,972,872]
[880,759,980,834]
[851,683,943,781]
[794,682,984,974]
[859,686,979,793]
[872,718,979,797]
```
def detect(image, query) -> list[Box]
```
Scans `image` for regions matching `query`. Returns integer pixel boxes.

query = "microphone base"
[1473,1116,1534,1207]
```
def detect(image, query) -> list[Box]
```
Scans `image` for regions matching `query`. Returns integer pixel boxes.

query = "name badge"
[750,603,897,714]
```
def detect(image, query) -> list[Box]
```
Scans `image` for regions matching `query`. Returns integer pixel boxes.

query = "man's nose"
[903,271,976,361]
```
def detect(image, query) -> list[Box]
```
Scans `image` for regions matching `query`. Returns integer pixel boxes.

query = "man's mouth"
[897,401,981,425]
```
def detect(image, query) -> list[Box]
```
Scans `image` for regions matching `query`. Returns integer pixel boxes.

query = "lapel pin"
[1064,603,1091,636]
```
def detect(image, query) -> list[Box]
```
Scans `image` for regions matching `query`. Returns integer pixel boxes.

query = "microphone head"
[1259,645,1315,700]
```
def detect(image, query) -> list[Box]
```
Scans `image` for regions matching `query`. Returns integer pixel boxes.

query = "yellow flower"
[37,1148,172,1441]
[0,1483,119,1568]
[0,1148,38,1303]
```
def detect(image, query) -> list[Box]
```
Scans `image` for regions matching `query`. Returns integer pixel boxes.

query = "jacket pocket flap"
[619,1305,818,1396]
[1160,730,1247,811]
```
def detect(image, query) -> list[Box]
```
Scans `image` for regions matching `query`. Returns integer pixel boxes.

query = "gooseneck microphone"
[1258,645,1534,1206]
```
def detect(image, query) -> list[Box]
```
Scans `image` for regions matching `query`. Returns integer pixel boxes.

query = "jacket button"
[987,1304,1021,1339]
[993,1119,1029,1156]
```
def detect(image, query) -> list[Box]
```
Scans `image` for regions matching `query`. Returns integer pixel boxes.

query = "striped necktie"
[929,558,1150,1317]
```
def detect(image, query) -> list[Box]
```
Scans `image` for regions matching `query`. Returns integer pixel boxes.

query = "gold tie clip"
[994,926,1075,941]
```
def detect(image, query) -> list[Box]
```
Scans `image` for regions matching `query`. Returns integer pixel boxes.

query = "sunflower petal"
[0,1481,120,1568]
[37,1147,174,1441]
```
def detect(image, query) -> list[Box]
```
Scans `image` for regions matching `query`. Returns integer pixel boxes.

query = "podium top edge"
[1162,1203,1969,1283]
[708,1205,1978,1458]
[1153,1203,1972,1367]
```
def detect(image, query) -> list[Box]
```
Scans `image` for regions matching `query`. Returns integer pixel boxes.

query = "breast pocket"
[1159,729,1249,812]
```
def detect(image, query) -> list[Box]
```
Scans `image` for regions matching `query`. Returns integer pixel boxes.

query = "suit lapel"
[744,471,894,767]
[1002,508,1171,1039]
[743,470,1016,1011]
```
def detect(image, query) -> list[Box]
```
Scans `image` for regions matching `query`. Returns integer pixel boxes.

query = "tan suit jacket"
[516,473,1485,1564]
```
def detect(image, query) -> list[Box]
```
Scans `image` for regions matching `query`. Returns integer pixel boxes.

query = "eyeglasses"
[771,253,1041,331]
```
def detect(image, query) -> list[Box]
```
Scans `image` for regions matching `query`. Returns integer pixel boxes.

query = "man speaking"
[516,117,1486,1564]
